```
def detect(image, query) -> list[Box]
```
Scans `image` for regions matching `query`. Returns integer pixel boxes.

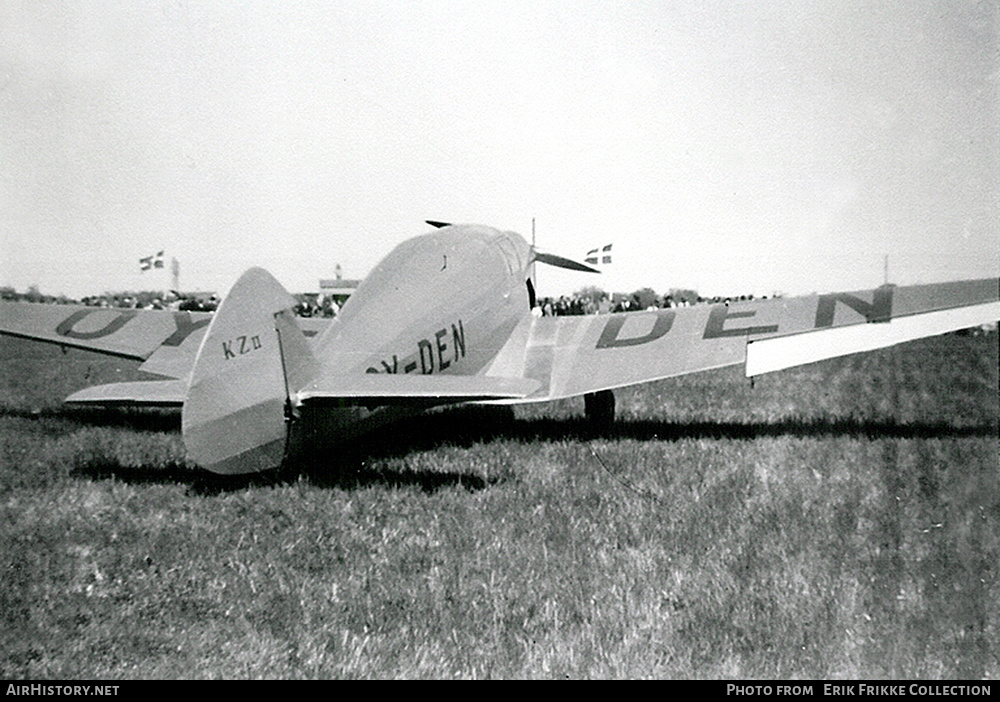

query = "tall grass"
[0,333,996,678]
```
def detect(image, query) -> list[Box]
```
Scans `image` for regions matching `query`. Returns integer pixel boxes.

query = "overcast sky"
[1,1,997,299]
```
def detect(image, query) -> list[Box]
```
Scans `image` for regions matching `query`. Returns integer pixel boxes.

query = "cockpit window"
[494,234,521,275]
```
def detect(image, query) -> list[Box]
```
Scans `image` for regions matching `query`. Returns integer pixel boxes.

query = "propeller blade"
[533,251,600,273]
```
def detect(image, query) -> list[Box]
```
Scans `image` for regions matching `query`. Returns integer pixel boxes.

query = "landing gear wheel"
[584,390,615,433]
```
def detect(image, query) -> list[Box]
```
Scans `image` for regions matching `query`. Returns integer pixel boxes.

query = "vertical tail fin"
[181,268,318,474]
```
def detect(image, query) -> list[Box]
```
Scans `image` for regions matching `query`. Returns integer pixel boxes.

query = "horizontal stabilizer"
[297,373,540,405]
[65,380,188,407]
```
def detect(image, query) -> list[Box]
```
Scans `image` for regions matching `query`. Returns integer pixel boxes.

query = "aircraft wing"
[485,278,999,402]
[0,301,330,380]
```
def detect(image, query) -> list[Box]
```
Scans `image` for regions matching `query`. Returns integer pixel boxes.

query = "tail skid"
[181,268,318,474]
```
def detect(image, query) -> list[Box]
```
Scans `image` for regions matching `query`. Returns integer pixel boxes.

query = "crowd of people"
[293,295,340,318]
[76,292,221,312]
[4,284,767,319]
[0,286,220,312]
[535,290,767,317]
[0,286,355,318]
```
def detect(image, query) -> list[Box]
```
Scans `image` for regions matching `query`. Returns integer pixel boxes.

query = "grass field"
[1,331,997,679]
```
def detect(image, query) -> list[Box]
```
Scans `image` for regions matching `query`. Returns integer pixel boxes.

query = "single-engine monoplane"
[2,223,997,474]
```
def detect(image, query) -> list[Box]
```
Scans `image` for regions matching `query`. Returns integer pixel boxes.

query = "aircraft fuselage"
[317,225,532,378]
[288,225,535,456]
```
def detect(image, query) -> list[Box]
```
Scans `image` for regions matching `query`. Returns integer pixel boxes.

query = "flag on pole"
[140,251,165,271]
[585,244,612,265]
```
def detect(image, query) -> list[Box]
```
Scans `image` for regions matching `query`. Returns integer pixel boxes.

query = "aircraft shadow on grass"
[319,404,999,448]
[5,405,182,432]
[8,403,994,495]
